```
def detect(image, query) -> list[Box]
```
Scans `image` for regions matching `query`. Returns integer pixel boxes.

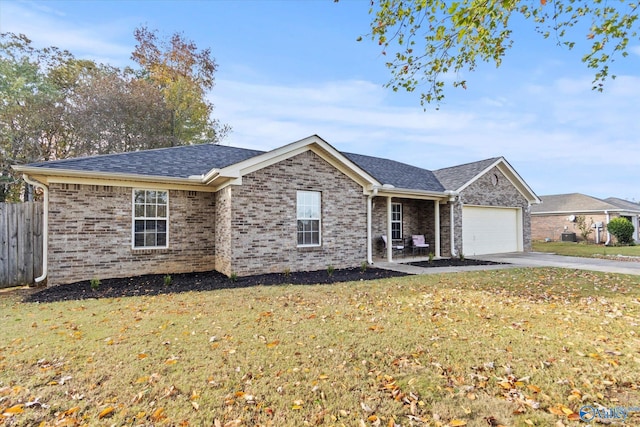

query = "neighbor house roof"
[532,193,640,214]
[605,197,640,211]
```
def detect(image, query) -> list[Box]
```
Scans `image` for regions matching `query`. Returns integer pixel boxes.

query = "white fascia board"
[12,165,211,191]
[206,134,380,189]
[376,187,448,200]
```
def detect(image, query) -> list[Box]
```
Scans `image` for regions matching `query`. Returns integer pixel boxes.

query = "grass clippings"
[1,267,639,426]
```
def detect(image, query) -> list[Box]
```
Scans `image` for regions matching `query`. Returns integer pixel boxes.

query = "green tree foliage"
[607,217,635,245]
[132,26,230,145]
[0,29,229,202]
[361,0,639,105]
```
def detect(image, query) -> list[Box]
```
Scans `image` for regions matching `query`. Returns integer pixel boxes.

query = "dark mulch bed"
[24,267,408,304]
[408,258,508,268]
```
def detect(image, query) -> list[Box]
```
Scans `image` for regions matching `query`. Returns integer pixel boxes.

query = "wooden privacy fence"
[0,202,43,288]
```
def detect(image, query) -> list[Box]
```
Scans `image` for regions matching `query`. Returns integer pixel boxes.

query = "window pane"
[147,191,156,204]
[145,232,156,247]
[157,233,166,246]
[146,204,156,217]
[135,205,145,217]
[157,205,167,218]
[135,191,145,204]
[157,191,167,204]
[157,220,167,233]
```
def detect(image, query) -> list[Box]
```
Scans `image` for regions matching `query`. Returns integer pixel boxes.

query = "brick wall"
[532,213,611,243]
[47,184,216,285]
[458,166,532,252]
[226,150,368,276]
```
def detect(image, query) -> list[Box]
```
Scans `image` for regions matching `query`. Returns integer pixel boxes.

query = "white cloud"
[0,2,134,66]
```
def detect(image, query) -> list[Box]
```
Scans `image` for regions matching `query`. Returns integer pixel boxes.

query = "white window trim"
[391,202,402,240]
[132,189,169,250]
[297,190,321,247]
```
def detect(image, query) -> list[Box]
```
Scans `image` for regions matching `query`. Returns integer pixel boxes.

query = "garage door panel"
[462,207,520,255]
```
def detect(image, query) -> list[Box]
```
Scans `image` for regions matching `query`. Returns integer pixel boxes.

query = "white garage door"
[462,206,522,255]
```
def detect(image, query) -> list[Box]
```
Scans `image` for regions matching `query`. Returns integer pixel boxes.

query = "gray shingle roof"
[604,197,640,212]
[532,193,618,213]
[20,142,508,194]
[343,152,445,192]
[23,144,266,179]
[432,157,500,191]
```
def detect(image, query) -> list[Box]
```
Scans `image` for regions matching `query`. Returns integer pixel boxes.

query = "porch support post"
[386,196,393,262]
[434,200,441,258]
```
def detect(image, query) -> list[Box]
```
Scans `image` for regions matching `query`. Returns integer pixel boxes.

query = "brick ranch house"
[14,135,540,286]
[531,193,640,244]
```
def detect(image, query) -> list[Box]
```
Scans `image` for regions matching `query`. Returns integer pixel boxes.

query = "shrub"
[164,275,172,286]
[607,217,635,245]
[90,278,101,291]
[360,261,368,273]
[575,215,594,243]
[327,265,335,277]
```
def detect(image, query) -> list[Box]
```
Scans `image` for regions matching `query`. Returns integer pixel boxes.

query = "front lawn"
[533,241,640,258]
[1,268,639,426]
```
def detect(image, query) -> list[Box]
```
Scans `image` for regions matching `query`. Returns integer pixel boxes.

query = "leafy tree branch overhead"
[353,0,639,105]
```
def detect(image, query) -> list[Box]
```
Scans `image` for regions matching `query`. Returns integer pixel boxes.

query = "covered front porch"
[366,189,459,263]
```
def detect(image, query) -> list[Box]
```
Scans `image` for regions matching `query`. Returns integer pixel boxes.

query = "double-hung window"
[133,189,168,248]
[391,202,402,240]
[297,190,321,246]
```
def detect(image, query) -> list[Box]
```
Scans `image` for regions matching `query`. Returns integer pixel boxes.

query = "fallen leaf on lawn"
[266,340,280,348]
[527,384,541,393]
[151,407,166,421]
[98,406,114,419]
[449,419,467,426]
[3,404,24,415]
[137,353,147,359]
[191,401,199,411]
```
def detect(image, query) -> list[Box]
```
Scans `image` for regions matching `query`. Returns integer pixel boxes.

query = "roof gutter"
[12,165,205,186]
[22,174,48,284]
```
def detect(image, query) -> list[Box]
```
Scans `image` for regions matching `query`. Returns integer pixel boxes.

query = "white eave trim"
[12,165,205,186]
[200,134,381,189]
[376,187,449,200]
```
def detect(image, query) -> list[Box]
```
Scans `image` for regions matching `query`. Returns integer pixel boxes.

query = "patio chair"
[381,235,405,257]
[411,234,429,256]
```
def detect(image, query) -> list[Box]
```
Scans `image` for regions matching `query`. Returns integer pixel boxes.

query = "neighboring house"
[531,193,640,244]
[13,135,540,286]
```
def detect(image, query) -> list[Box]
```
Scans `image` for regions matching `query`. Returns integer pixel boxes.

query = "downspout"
[446,191,458,257]
[22,174,48,283]
[366,187,378,265]
[604,210,611,245]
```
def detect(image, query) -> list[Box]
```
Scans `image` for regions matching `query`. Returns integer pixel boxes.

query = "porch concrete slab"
[374,252,640,276]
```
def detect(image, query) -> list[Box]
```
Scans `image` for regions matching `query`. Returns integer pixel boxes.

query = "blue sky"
[1,0,639,201]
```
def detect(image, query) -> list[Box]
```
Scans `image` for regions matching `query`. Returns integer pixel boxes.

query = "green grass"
[533,241,640,258]
[1,268,640,426]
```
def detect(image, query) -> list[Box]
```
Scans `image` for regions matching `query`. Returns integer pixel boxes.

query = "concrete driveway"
[376,252,640,276]
[476,252,640,276]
